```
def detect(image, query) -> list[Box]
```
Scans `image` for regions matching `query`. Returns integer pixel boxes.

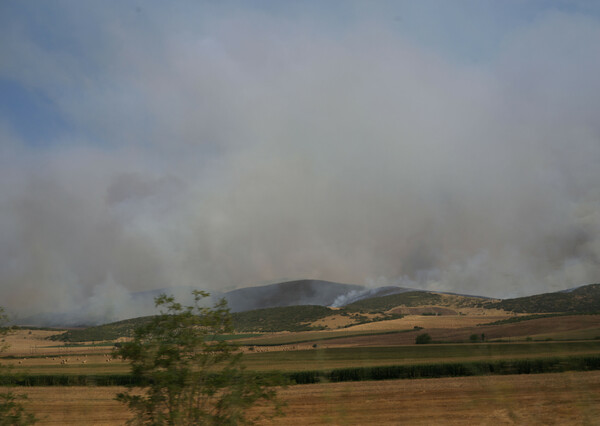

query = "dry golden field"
[14,371,600,425]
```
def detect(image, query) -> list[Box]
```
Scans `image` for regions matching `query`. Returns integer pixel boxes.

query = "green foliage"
[484,283,600,313]
[50,317,261,343]
[232,305,334,332]
[415,333,432,344]
[343,292,444,312]
[0,308,37,425]
[469,334,480,343]
[115,291,284,425]
[49,316,154,342]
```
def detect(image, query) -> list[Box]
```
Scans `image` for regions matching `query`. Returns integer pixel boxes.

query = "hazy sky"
[2,1,600,320]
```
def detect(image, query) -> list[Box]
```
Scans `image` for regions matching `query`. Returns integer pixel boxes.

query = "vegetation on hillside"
[484,284,600,313]
[48,316,154,342]
[46,284,600,342]
[232,305,334,332]
[343,291,444,312]
[48,302,407,341]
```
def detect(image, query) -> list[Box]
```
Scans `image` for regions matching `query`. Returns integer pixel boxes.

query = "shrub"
[115,291,284,425]
[415,333,432,344]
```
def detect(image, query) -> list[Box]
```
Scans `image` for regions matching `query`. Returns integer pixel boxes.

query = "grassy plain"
[15,371,600,425]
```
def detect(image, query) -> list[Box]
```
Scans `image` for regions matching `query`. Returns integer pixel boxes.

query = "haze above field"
[2,1,600,322]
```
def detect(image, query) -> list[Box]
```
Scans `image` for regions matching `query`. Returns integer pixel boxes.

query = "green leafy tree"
[115,291,284,425]
[0,308,37,425]
[415,333,432,344]
[469,334,480,343]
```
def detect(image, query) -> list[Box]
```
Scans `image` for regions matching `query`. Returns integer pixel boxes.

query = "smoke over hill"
[2,4,600,322]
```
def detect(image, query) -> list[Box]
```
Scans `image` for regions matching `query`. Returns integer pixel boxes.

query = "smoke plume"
[1,3,600,323]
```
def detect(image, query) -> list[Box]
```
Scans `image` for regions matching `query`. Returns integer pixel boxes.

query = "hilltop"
[483,283,600,313]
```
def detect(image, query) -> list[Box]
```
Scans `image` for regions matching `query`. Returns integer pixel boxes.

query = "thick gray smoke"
[1,4,600,323]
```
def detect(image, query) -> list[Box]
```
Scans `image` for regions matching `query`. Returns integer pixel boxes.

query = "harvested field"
[342,314,510,332]
[318,315,600,346]
[15,371,600,425]
[263,371,600,425]
[1,330,66,356]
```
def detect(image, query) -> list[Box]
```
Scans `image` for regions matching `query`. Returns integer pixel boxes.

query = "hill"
[343,291,490,313]
[48,316,153,342]
[231,305,335,332]
[223,279,364,312]
[484,283,600,313]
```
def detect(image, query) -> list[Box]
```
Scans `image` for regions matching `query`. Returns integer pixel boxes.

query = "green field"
[240,329,413,345]
[9,341,600,376]
[240,341,600,371]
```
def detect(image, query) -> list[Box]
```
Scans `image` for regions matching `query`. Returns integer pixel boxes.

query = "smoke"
[2,4,600,323]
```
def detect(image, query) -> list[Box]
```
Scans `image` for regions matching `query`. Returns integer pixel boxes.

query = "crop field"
[3,298,600,424]
[5,340,600,377]
[238,328,413,346]
[13,371,600,425]
[240,341,600,371]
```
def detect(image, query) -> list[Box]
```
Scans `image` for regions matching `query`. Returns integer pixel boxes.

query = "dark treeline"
[289,356,600,384]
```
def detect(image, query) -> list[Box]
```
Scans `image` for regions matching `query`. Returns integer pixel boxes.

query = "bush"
[415,333,432,344]
[115,291,284,425]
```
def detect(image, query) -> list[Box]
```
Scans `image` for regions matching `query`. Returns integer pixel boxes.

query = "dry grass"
[341,314,509,332]
[310,314,357,329]
[305,315,600,347]
[2,330,65,356]
[257,371,600,425]
[14,371,600,425]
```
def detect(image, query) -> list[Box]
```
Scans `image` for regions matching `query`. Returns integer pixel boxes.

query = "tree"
[0,308,37,425]
[415,333,432,344]
[115,291,284,425]
[469,334,480,343]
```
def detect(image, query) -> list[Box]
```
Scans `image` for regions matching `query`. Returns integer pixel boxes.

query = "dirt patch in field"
[310,314,357,329]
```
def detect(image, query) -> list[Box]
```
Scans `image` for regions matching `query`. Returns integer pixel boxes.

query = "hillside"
[231,305,335,332]
[343,291,490,313]
[48,316,153,342]
[224,279,364,312]
[45,283,600,342]
[484,283,600,313]
[48,303,404,341]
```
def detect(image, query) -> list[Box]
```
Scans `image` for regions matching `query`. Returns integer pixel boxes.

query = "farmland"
[13,371,600,425]
[3,285,600,424]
